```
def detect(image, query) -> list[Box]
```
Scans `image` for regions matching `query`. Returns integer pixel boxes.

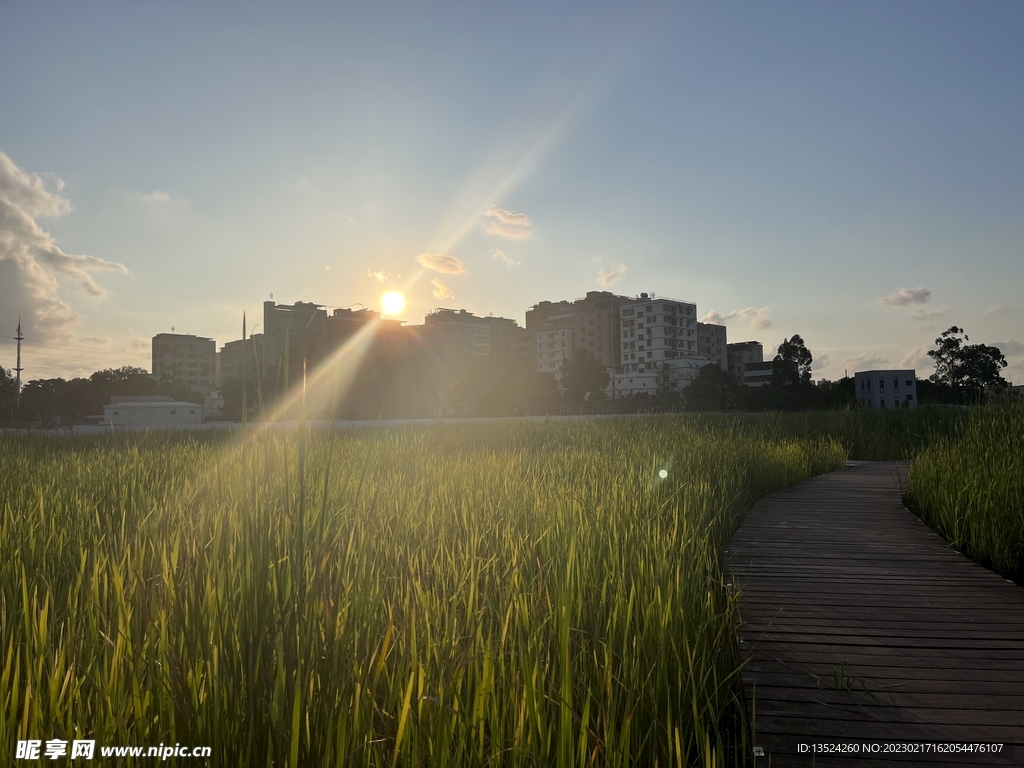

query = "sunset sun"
[381,290,405,316]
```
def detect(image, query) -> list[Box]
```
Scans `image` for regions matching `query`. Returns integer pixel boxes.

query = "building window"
[879,377,885,391]
[170,410,176,415]
[906,380,913,387]
[879,398,884,408]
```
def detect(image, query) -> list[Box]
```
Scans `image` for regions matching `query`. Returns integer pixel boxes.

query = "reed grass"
[1,416,848,766]
[906,403,1024,580]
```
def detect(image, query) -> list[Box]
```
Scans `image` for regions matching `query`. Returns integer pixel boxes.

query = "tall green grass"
[0,417,846,766]
[678,408,966,462]
[906,404,1024,580]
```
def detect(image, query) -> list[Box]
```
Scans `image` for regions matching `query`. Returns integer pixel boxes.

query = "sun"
[381,290,405,316]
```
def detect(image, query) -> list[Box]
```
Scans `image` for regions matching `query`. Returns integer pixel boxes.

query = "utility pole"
[14,317,24,418]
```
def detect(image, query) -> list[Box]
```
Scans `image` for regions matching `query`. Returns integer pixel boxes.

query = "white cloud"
[985,304,1015,317]
[842,352,891,372]
[416,253,465,274]
[880,287,931,306]
[491,248,521,268]
[431,278,454,300]
[699,310,725,325]
[139,190,172,204]
[700,307,772,330]
[367,268,390,284]
[596,264,627,287]
[811,354,831,371]
[79,336,112,346]
[0,151,129,344]
[483,207,532,240]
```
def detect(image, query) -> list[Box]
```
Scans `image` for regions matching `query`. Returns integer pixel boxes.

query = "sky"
[1,1,1023,383]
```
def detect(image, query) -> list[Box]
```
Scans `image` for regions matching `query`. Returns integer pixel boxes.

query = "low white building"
[854,370,917,409]
[608,356,711,397]
[103,396,203,429]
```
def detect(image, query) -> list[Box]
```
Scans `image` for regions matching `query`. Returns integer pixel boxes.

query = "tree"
[0,366,17,422]
[684,364,739,411]
[928,327,1007,393]
[772,335,813,387]
[558,349,610,403]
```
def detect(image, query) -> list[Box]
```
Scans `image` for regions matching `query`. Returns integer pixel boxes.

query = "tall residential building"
[610,292,708,397]
[696,322,728,371]
[618,292,698,372]
[526,290,631,370]
[424,308,493,356]
[510,326,538,369]
[218,336,261,384]
[525,300,573,332]
[727,341,764,385]
[260,300,327,375]
[424,308,527,360]
[152,333,217,394]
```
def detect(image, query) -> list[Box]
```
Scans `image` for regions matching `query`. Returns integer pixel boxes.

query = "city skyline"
[2,2,1023,384]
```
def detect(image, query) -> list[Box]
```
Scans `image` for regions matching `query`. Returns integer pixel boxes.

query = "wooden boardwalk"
[726,462,1024,767]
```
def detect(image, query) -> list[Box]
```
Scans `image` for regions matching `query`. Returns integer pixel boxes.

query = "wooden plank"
[727,462,1024,767]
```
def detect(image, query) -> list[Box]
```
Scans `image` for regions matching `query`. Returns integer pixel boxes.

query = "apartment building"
[696,322,728,371]
[537,327,574,374]
[726,341,764,385]
[618,292,698,372]
[152,333,217,394]
[526,291,631,369]
[855,369,918,408]
[218,336,261,384]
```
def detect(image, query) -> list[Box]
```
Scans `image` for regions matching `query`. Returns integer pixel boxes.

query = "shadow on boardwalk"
[727,462,1024,767]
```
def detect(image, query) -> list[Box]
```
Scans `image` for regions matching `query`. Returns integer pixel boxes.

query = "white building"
[609,355,711,397]
[103,396,203,429]
[619,292,698,371]
[854,370,917,409]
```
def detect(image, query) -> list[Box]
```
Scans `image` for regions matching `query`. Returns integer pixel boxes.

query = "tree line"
[0,325,1012,424]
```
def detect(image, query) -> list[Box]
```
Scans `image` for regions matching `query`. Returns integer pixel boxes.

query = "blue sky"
[2,1,1022,382]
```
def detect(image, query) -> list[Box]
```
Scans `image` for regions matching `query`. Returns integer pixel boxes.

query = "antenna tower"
[14,317,24,415]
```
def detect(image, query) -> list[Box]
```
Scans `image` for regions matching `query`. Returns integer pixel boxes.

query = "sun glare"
[381,290,405,316]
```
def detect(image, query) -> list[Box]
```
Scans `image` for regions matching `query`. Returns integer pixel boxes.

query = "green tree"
[684,364,738,411]
[558,348,610,403]
[0,366,17,422]
[772,335,813,387]
[927,327,1007,393]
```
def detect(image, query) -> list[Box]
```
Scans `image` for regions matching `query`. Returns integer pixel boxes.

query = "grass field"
[906,404,1024,582]
[1,416,853,767]
[1,407,1010,766]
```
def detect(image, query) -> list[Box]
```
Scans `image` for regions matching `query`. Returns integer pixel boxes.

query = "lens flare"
[381,291,405,316]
